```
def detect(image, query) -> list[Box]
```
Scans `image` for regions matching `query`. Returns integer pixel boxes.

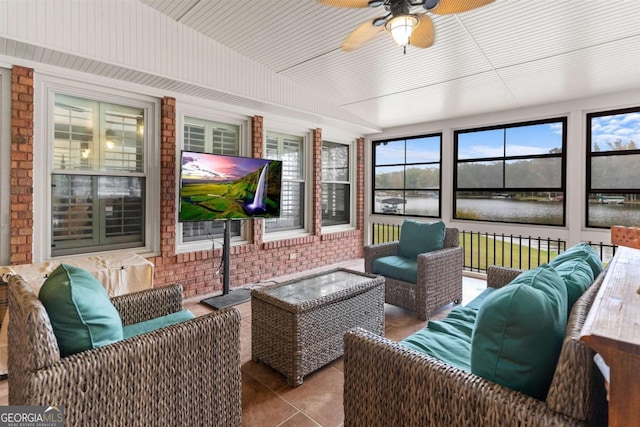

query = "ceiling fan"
[318,0,494,52]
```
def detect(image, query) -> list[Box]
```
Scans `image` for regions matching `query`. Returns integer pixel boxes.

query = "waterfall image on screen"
[179,151,282,221]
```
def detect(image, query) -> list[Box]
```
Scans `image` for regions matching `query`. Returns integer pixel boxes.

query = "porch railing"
[371,222,617,273]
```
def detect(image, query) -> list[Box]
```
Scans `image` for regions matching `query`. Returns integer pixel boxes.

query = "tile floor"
[0,259,488,427]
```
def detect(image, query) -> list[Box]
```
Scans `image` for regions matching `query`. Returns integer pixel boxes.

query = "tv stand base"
[201,288,251,310]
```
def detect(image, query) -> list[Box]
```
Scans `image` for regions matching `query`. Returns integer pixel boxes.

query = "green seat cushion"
[426,305,478,344]
[123,310,195,339]
[471,264,568,400]
[550,242,603,277]
[401,326,472,372]
[552,260,594,315]
[398,220,446,260]
[371,255,417,283]
[38,264,123,357]
[400,287,497,371]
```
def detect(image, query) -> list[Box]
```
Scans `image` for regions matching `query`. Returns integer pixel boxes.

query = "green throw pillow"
[549,242,603,277]
[470,264,568,400]
[39,264,123,357]
[398,220,446,260]
[552,260,594,315]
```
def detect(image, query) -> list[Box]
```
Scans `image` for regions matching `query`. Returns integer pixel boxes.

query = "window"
[454,118,566,226]
[372,134,441,217]
[182,117,241,242]
[51,94,150,256]
[586,107,640,228]
[322,141,351,227]
[264,131,305,232]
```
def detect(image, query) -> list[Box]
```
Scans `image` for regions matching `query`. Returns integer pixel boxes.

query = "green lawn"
[461,233,559,271]
[372,224,559,271]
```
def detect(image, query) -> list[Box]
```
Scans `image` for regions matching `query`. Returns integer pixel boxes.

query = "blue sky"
[457,123,563,159]
[591,112,640,149]
[375,136,440,165]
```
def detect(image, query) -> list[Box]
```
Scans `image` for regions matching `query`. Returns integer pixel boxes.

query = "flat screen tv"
[179,151,282,221]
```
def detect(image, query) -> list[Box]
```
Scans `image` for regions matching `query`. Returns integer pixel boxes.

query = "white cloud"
[592,113,640,146]
[548,123,563,136]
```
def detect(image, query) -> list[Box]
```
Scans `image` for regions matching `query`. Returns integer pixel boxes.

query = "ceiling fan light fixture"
[385,14,419,47]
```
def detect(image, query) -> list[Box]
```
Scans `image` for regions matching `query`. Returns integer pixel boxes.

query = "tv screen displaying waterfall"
[178,151,283,221]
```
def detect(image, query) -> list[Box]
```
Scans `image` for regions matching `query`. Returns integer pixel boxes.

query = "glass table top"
[262,270,377,305]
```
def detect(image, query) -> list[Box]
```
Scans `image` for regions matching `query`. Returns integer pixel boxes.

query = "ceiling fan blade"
[342,18,385,51]
[410,14,435,48]
[430,0,494,15]
[317,0,377,7]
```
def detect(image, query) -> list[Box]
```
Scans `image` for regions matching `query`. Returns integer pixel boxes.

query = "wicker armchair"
[364,227,463,320]
[8,274,242,427]
[343,265,608,427]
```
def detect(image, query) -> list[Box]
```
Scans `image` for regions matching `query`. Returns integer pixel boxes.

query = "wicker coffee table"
[251,268,384,386]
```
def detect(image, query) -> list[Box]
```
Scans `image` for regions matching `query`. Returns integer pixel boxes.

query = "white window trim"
[321,138,356,233]
[262,124,313,243]
[175,106,252,254]
[33,75,160,262]
[0,67,10,265]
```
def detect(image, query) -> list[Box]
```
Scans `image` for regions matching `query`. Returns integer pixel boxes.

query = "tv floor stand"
[201,219,251,310]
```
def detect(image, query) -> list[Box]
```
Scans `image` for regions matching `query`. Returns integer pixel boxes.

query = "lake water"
[376,197,640,227]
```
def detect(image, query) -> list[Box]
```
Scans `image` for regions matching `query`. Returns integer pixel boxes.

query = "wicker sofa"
[344,265,608,427]
[8,274,242,427]
[364,225,463,320]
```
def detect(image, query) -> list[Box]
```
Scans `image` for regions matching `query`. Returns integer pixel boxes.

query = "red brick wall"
[8,82,364,297]
[10,66,34,265]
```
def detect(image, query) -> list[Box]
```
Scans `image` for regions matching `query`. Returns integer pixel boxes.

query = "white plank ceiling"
[139,0,640,130]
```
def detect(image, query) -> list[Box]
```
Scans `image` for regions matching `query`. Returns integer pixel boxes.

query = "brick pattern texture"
[10,66,34,265]
[8,85,365,297]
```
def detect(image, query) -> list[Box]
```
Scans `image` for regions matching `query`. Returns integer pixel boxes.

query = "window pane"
[457,129,504,160]
[282,138,303,180]
[587,192,640,227]
[212,127,239,155]
[375,165,404,189]
[104,107,144,173]
[590,111,640,152]
[54,94,144,173]
[591,154,640,189]
[322,142,349,182]
[184,124,205,152]
[457,161,504,188]
[505,123,563,156]
[505,157,562,188]
[265,132,305,232]
[265,182,303,230]
[405,164,439,189]
[99,176,144,241]
[374,140,406,165]
[52,174,94,247]
[52,174,144,255]
[404,190,439,217]
[374,190,405,215]
[322,183,349,226]
[54,96,93,170]
[406,136,440,163]
[456,191,563,225]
